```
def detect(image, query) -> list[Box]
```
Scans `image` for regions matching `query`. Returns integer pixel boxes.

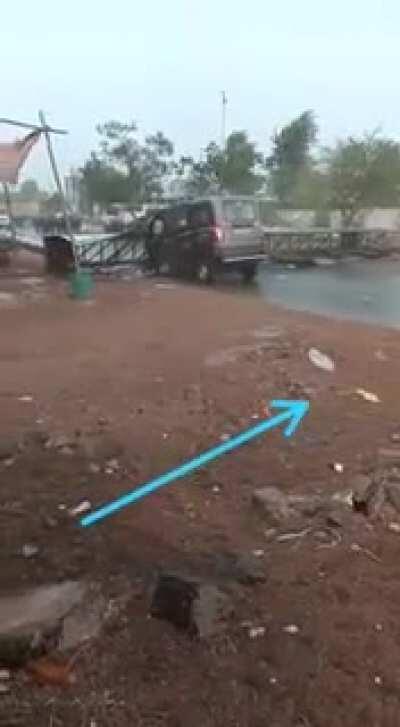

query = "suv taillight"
[212,226,224,244]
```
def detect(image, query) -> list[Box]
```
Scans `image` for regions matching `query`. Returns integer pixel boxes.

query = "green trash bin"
[69,270,94,300]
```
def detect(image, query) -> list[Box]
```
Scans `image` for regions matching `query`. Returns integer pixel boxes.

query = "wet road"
[257,258,400,328]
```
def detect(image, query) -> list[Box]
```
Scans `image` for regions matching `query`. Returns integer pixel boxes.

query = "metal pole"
[2,183,17,244]
[221,91,227,150]
[38,110,79,270]
[0,117,67,135]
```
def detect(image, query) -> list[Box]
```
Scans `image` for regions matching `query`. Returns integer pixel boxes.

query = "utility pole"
[221,91,227,150]
[38,110,79,270]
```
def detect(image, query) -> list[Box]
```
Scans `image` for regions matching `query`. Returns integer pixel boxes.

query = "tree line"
[11,111,400,227]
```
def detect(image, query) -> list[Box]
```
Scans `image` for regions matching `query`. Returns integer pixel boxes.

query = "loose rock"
[150,573,232,638]
[252,486,326,526]
[0,581,102,667]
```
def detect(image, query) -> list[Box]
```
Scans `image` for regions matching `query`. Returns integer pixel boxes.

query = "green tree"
[96,121,174,203]
[326,132,400,226]
[177,132,264,196]
[80,153,131,211]
[266,110,318,206]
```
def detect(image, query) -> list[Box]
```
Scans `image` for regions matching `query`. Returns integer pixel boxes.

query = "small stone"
[388,521,400,533]
[0,669,10,680]
[249,626,266,639]
[2,457,15,468]
[374,675,382,686]
[391,433,400,443]
[283,624,299,634]
[60,446,74,456]
[0,683,10,694]
[53,435,73,449]
[21,544,38,558]
[105,458,119,471]
[88,462,100,474]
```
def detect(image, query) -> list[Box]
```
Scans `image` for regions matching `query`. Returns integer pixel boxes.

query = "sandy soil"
[1,252,400,726]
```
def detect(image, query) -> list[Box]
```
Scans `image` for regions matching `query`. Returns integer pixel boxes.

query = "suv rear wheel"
[196,260,214,284]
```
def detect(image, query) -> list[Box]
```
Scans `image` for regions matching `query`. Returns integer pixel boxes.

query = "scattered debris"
[331,462,344,474]
[27,656,75,687]
[21,544,39,559]
[276,528,311,543]
[248,626,266,639]
[355,388,380,403]
[220,433,231,442]
[104,458,120,474]
[150,573,232,638]
[18,395,33,403]
[283,624,299,634]
[0,581,103,667]
[69,500,92,517]
[0,669,10,681]
[350,543,381,563]
[308,348,335,373]
[388,521,400,533]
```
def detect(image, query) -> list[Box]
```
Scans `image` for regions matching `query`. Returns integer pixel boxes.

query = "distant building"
[64,168,81,213]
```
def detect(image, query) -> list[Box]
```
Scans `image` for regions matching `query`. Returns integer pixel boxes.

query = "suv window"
[169,204,189,231]
[188,202,214,228]
[222,199,257,227]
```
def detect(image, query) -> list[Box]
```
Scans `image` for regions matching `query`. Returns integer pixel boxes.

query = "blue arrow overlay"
[81,399,309,528]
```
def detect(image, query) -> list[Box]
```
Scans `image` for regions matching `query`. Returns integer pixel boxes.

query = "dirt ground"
[1,252,400,726]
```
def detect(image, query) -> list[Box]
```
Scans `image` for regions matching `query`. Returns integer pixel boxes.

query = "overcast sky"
[1,0,399,189]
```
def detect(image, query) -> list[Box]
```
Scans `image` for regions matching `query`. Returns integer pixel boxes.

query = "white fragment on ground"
[283,624,299,634]
[374,676,382,686]
[374,349,388,362]
[252,549,265,557]
[332,462,344,473]
[355,388,380,403]
[220,433,231,442]
[308,347,335,372]
[21,544,39,558]
[18,395,33,403]
[248,626,266,639]
[0,669,10,680]
[388,522,400,533]
[69,500,92,517]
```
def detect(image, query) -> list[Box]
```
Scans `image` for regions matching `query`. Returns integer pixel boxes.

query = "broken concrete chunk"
[0,581,101,667]
[252,486,326,525]
[150,573,231,638]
